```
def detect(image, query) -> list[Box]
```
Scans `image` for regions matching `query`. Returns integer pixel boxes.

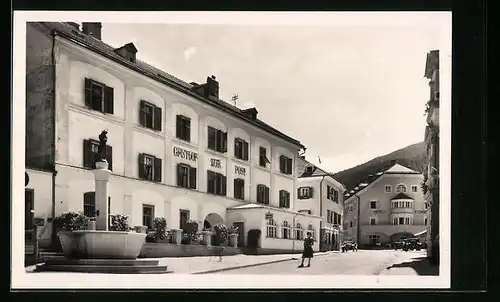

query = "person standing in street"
[298,232,314,268]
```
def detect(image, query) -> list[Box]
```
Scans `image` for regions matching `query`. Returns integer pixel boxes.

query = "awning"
[414,230,427,236]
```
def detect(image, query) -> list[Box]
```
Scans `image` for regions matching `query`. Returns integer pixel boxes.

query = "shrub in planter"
[109,214,131,232]
[152,217,168,242]
[183,220,199,243]
[53,212,90,232]
[213,223,229,246]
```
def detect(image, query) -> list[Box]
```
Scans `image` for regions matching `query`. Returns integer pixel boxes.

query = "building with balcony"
[25,21,321,252]
[342,162,427,247]
[295,157,346,251]
[423,49,440,264]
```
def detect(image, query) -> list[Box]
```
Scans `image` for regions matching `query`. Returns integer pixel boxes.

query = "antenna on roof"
[231,94,239,106]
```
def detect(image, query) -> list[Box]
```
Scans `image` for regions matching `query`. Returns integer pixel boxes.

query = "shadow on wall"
[386,256,439,276]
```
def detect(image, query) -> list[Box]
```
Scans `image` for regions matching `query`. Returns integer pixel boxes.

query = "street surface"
[218,250,426,275]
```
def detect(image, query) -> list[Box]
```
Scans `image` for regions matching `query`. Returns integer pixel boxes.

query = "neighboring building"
[423,50,440,264]
[343,162,427,247]
[295,157,346,251]
[25,22,321,252]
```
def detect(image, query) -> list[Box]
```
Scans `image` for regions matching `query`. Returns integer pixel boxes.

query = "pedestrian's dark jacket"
[304,237,314,248]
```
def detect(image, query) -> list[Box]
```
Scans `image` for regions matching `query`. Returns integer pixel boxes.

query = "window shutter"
[176,115,182,138]
[234,140,239,157]
[287,158,293,175]
[222,132,228,153]
[153,157,162,182]
[176,164,183,186]
[279,156,285,173]
[208,127,216,150]
[153,106,162,131]
[185,118,191,141]
[104,86,114,114]
[83,139,91,168]
[287,192,291,208]
[106,145,113,171]
[84,78,92,108]
[309,187,314,198]
[297,188,302,199]
[243,141,249,160]
[139,100,146,126]
[264,186,270,204]
[138,153,145,179]
[221,175,227,196]
[207,171,214,194]
[189,167,197,189]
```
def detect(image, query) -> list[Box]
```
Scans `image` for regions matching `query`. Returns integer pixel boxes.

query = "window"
[207,171,227,196]
[392,202,398,208]
[176,163,197,189]
[405,201,411,208]
[399,217,405,225]
[308,224,315,241]
[295,223,304,240]
[266,219,277,238]
[396,184,407,193]
[298,186,313,199]
[326,186,337,201]
[234,178,245,200]
[84,78,114,114]
[176,115,191,141]
[139,100,162,131]
[326,210,331,223]
[370,218,376,225]
[256,184,270,204]
[405,217,410,225]
[142,205,155,229]
[425,202,428,209]
[392,217,398,225]
[138,153,162,182]
[370,201,377,209]
[425,217,428,225]
[259,147,270,167]
[83,139,113,171]
[385,185,392,193]
[83,192,96,217]
[368,235,380,245]
[411,185,418,192]
[179,210,190,231]
[350,221,353,228]
[234,138,249,160]
[207,126,227,153]
[279,190,291,208]
[282,221,291,239]
[279,155,293,175]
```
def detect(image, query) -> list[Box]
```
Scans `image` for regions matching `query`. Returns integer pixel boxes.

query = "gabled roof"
[36,22,304,148]
[391,193,414,200]
[344,162,421,201]
[298,160,346,190]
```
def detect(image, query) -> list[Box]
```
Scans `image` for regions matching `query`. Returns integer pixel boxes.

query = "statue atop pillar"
[97,129,108,162]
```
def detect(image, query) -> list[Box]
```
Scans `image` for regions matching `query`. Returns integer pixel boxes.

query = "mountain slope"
[333,141,426,191]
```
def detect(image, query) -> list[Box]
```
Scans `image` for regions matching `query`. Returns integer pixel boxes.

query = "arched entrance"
[203,213,224,246]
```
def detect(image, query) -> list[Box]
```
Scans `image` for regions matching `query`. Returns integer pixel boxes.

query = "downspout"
[319,175,326,251]
[356,194,361,247]
[50,30,57,247]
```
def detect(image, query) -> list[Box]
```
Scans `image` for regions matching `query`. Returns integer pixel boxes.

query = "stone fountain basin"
[58,230,147,259]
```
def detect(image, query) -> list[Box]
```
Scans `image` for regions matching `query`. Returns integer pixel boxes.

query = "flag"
[318,156,322,164]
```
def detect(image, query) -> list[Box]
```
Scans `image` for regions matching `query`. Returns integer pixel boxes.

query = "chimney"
[241,107,258,120]
[206,75,219,98]
[82,22,102,40]
[114,42,138,63]
[67,22,80,30]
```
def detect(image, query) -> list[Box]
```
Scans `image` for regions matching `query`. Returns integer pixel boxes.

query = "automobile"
[393,241,404,250]
[342,241,358,252]
[402,238,423,251]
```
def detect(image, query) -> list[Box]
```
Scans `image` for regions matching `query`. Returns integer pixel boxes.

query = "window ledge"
[231,156,250,166]
[273,172,294,180]
[205,148,227,158]
[132,125,165,139]
[172,137,198,149]
[254,165,271,174]
[68,104,125,125]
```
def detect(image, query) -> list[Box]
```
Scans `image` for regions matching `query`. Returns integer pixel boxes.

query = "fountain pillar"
[93,160,111,231]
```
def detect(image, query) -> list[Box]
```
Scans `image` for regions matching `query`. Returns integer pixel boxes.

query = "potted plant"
[182,220,199,244]
[109,214,131,232]
[213,223,229,246]
[228,225,239,248]
[152,217,168,243]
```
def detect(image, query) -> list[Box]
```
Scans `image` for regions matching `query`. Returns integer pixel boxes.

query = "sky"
[97,13,451,173]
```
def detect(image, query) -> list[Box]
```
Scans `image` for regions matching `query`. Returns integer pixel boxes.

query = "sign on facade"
[210,158,222,169]
[235,165,246,176]
[265,211,273,220]
[173,146,198,162]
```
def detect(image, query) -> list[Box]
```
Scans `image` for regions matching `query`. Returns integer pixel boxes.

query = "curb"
[192,251,332,275]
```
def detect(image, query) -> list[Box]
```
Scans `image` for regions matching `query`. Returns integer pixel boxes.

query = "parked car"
[402,238,423,251]
[342,241,358,252]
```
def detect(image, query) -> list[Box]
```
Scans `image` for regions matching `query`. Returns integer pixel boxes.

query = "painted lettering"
[173,146,198,162]
[210,158,222,169]
[235,165,246,176]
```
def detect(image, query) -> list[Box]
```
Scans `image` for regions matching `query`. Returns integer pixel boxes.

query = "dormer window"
[114,42,138,63]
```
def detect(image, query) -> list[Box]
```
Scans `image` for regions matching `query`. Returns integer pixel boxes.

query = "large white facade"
[26,22,321,251]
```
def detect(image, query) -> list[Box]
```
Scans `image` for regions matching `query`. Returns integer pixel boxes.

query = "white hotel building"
[25,22,321,252]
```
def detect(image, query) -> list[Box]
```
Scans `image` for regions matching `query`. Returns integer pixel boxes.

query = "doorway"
[233,222,245,247]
